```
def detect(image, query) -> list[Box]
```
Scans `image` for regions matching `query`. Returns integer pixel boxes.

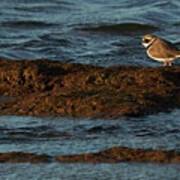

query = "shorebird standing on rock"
[141,34,180,66]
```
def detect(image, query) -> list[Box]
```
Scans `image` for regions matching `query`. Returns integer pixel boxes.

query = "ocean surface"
[0,111,180,179]
[0,0,180,66]
[0,0,180,179]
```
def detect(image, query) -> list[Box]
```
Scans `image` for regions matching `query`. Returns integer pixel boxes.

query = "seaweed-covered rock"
[0,59,179,118]
[0,152,52,163]
[57,146,180,163]
[0,147,179,163]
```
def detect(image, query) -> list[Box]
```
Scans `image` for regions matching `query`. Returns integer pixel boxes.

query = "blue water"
[0,111,180,155]
[0,0,180,66]
[0,0,180,179]
[0,163,180,180]
[0,110,180,179]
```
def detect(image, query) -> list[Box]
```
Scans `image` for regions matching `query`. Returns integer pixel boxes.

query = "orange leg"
[168,61,172,66]
[163,61,167,67]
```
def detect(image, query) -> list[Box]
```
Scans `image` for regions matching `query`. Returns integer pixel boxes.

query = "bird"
[141,34,180,66]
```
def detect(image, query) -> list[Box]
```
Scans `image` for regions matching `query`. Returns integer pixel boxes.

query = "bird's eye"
[144,39,150,43]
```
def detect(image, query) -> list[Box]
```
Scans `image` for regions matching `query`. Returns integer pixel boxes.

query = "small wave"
[39,34,71,46]
[14,4,72,12]
[79,23,159,34]
[1,21,57,28]
[87,125,119,133]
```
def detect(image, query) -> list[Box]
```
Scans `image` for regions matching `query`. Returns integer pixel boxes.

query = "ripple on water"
[0,109,179,155]
[0,163,179,180]
[1,21,57,29]
[0,109,179,179]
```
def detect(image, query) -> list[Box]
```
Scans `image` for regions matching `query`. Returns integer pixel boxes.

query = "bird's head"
[141,34,157,48]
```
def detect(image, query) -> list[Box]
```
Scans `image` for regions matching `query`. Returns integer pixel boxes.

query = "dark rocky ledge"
[0,152,52,163]
[0,59,180,118]
[57,146,180,163]
[0,147,179,163]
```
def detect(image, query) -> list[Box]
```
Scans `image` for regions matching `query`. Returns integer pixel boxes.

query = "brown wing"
[148,38,180,59]
[162,38,179,51]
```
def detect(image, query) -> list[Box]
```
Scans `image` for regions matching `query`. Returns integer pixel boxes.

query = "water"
[0,110,180,155]
[0,0,180,66]
[0,110,180,179]
[0,0,180,179]
[0,163,180,180]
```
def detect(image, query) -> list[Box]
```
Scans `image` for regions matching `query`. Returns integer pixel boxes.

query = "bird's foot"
[168,61,172,66]
[163,62,167,67]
